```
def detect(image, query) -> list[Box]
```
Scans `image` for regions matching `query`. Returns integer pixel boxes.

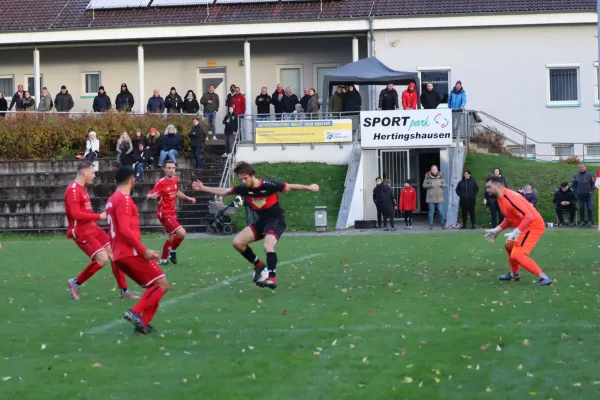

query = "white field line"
[86,253,323,334]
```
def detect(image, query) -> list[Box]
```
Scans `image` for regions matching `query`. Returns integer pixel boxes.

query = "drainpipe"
[368,15,376,110]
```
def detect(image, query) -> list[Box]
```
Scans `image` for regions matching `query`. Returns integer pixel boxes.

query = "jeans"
[427,202,446,226]
[192,146,203,169]
[159,149,179,166]
[578,194,593,223]
[135,163,145,182]
[225,134,236,154]
[204,112,216,133]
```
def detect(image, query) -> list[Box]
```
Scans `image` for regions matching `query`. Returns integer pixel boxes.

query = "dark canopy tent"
[322,57,418,106]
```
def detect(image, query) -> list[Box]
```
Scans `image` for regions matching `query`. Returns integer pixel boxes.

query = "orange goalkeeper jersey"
[498,189,545,232]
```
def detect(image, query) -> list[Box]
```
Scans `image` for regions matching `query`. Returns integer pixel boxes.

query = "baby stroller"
[206,196,243,235]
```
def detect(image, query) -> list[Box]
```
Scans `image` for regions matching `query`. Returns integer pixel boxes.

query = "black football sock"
[266,252,277,278]
[240,247,263,269]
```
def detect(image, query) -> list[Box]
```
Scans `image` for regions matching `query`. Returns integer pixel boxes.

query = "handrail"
[216,131,241,201]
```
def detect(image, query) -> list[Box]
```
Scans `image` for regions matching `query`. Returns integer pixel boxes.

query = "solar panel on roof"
[86,0,151,9]
[150,0,211,6]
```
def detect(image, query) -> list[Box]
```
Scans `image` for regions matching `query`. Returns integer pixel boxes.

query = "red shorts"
[115,256,166,288]
[158,214,182,235]
[73,226,111,259]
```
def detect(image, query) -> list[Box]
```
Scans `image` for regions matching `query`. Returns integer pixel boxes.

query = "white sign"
[360,110,453,148]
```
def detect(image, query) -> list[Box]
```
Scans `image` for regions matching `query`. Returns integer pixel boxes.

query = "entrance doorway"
[417,150,441,213]
[379,150,409,217]
[197,67,227,134]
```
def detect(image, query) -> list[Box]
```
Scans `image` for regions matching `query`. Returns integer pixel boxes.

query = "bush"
[472,125,512,155]
[559,155,582,165]
[0,112,209,160]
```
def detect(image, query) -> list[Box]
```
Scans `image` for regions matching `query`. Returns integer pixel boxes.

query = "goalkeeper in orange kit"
[483,175,553,286]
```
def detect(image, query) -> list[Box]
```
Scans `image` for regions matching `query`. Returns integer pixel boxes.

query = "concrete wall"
[345,153,365,228]
[374,24,599,154]
[237,143,353,165]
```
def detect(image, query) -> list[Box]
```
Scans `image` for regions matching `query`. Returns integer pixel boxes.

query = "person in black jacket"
[188,117,206,169]
[455,170,479,229]
[271,84,284,119]
[299,88,310,114]
[145,128,161,168]
[115,83,135,112]
[0,92,7,118]
[182,90,200,114]
[132,143,151,183]
[380,179,397,231]
[165,87,183,114]
[553,182,578,226]
[158,125,181,167]
[255,87,272,119]
[54,85,74,112]
[222,106,238,157]
[343,84,362,114]
[93,86,112,112]
[279,87,299,117]
[372,177,384,228]
[8,85,24,111]
[484,168,508,227]
[420,83,442,110]
[378,84,399,110]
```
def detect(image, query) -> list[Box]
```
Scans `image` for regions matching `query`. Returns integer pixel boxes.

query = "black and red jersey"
[231,179,287,219]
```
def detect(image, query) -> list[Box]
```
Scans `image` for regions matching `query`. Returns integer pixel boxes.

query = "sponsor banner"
[255,119,353,144]
[360,110,453,148]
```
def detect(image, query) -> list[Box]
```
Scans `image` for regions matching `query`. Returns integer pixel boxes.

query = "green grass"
[464,154,599,225]
[1,231,600,399]
[227,163,346,231]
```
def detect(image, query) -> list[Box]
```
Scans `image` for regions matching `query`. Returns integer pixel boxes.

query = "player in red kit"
[147,160,196,265]
[107,167,170,334]
[192,161,319,289]
[65,161,137,300]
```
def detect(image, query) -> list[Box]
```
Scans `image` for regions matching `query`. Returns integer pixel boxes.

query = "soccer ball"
[255,267,269,283]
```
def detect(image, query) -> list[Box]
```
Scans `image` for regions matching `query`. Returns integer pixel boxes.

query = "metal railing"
[216,131,241,201]
[0,110,207,119]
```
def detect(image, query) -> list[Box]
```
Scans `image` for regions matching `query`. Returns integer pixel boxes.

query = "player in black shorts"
[192,161,319,289]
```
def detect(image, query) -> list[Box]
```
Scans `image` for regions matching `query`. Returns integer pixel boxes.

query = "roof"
[0,0,595,32]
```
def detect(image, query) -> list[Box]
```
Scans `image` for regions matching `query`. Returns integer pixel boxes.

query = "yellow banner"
[255,119,353,144]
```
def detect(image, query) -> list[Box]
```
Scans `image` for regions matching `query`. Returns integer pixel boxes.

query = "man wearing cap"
[116,83,135,112]
[373,177,384,228]
[93,86,112,112]
[448,81,467,111]
[553,182,578,227]
[54,85,74,112]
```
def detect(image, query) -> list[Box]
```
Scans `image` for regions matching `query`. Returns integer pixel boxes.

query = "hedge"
[0,112,210,160]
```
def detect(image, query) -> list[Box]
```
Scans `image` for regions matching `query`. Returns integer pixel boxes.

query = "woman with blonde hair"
[422,164,447,230]
[116,131,133,167]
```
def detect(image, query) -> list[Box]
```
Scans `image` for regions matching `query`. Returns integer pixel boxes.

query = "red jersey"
[498,189,545,232]
[64,181,101,238]
[105,190,147,261]
[398,187,417,211]
[150,176,179,217]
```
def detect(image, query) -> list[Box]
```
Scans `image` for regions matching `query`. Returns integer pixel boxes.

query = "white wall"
[374,24,599,154]
[345,153,364,228]
[237,143,352,164]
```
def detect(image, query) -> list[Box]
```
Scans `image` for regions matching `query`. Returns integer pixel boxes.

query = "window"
[313,63,339,102]
[417,66,450,107]
[24,75,43,98]
[585,144,600,159]
[509,145,535,159]
[546,64,580,106]
[553,144,574,158]
[82,72,101,96]
[276,65,303,97]
[594,62,599,105]
[0,75,13,98]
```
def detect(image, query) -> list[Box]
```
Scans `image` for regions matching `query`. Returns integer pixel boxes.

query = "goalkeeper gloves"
[504,228,521,242]
[484,227,502,243]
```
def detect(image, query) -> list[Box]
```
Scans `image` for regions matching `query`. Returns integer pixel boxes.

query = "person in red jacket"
[402,82,418,110]
[231,86,246,116]
[399,180,417,228]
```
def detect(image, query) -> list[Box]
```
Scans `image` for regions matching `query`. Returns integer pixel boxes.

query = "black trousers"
[403,210,413,226]
[383,209,395,228]
[192,145,203,169]
[556,205,576,223]
[460,199,476,227]
[488,199,504,227]
[375,204,383,227]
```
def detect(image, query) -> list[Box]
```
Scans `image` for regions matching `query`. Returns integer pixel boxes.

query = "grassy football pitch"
[1,230,599,400]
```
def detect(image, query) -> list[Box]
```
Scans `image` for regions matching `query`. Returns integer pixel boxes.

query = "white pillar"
[352,36,359,62]
[243,40,252,142]
[137,44,145,114]
[33,48,40,110]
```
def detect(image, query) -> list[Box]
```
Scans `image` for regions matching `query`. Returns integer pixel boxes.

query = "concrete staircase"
[0,143,227,232]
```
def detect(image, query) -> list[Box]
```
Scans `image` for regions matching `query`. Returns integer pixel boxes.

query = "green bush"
[0,112,209,160]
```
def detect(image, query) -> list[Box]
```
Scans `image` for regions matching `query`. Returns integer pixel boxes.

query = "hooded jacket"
[328,92,344,113]
[38,93,53,112]
[401,83,418,110]
[162,126,181,152]
[448,87,467,109]
[165,89,183,113]
[115,87,135,112]
[182,91,200,114]
[423,171,446,204]
[93,91,111,112]
[54,90,74,112]
[255,92,272,115]
[379,184,396,213]
[200,91,220,113]
[145,131,161,153]
[306,92,319,114]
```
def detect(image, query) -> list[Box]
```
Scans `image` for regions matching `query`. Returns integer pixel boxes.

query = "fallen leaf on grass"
[2,377,11,381]
[529,392,537,396]
[402,377,413,384]
[523,339,530,345]
[592,381,600,385]
[331,339,337,346]
[153,382,160,385]
[517,364,523,370]
[561,333,568,340]
[361,357,368,364]
[573,382,581,387]
[282,310,287,316]
[441,327,446,333]
[41,344,46,350]
[182,378,188,383]
[350,344,355,349]
[461,354,472,360]
[496,345,502,352]
[486,387,493,392]
[419,381,423,388]
[92,362,102,368]
[434,377,440,383]
[527,372,534,377]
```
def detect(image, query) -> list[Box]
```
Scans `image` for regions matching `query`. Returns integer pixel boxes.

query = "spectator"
[572,162,595,227]
[484,168,507,228]
[329,86,344,114]
[132,143,150,183]
[158,125,180,167]
[280,87,299,118]
[116,131,134,167]
[8,84,24,111]
[399,180,416,229]
[255,87,271,119]
[84,131,100,171]
[455,169,479,229]
[380,179,397,231]
[231,86,246,116]
[518,185,537,207]
[38,87,53,112]
[188,116,206,170]
[420,82,442,110]
[182,90,200,114]
[54,85,74,112]
[306,88,319,117]
[401,82,418,110]
[92,86,111,113]
[300,88,311,113]
[372,177,384,228]
[271,83,284,118]
[222,105,238,157]
[553,182,577,226]
[378,83,399,111]
[145,127,161,168]
[22,91,35,111]
[290,104,307,120]
[115,83,135,112]
[343,84,362,114]
[423,165,447,230]
[225,84,236,108]
[0,92,7,118]
[147,89,165,114]
[448,80,467,110]
[200,85,219,134]
[132,129,144,149]
[165,87,183,114]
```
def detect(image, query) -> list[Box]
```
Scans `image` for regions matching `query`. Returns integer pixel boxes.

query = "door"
[417,151,441,213]
[24,74,43,101]
[379,150,410,217]
[198,68,227,134]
